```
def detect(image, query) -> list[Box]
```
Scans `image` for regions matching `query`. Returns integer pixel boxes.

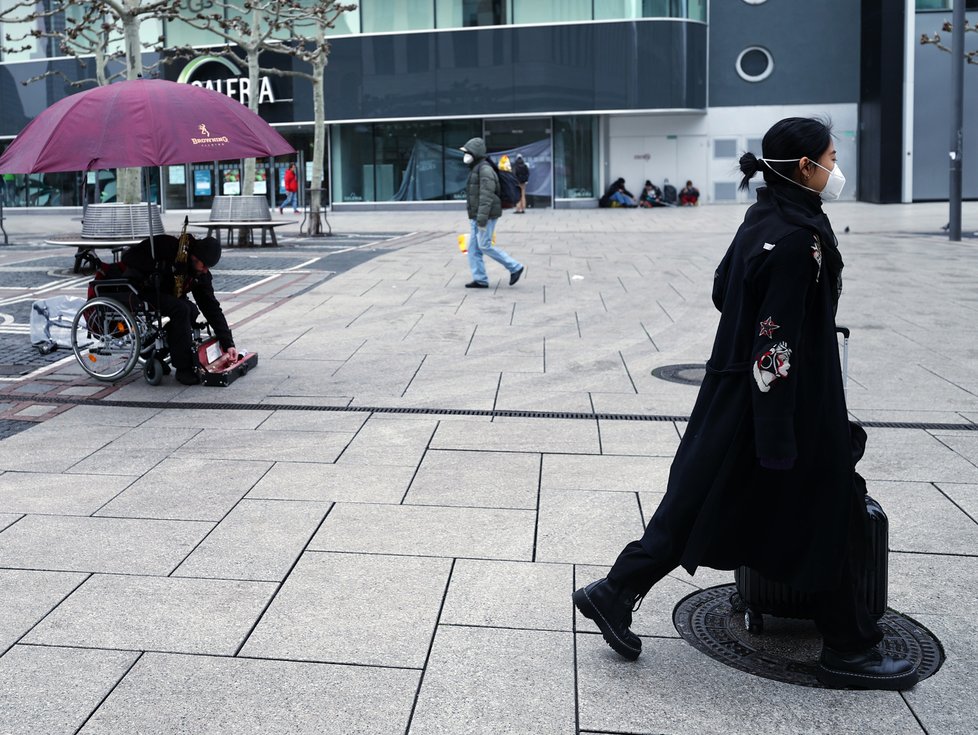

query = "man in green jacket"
[460,137,525,289]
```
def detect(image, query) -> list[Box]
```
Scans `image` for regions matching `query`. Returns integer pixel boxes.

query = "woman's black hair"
[738,117,833,191]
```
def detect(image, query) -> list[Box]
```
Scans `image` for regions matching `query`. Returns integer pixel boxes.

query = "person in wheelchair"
[122,233,237,385]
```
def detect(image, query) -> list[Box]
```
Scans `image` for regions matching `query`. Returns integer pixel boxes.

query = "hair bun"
[739,151,761,178]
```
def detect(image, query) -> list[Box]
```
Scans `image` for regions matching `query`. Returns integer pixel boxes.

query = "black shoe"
[816,646,919,690]
[175,368,200,386]
[572,578,643,661]
[464,281,489,289]
[509,266,525,286]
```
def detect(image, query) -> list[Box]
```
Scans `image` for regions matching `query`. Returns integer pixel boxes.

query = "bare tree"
[920,20,978,64]
[175,0,355,234]
[1,1,178,202]
[173,0,291,197]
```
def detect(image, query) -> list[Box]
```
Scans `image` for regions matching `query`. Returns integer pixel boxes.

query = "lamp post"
[948,0,965,242]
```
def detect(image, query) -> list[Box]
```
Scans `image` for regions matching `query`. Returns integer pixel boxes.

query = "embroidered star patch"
[758,316,780,338]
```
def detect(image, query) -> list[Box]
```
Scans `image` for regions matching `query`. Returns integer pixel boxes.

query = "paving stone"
[404,449,539,509]
[492,388,593,413]
[0,512,21,532]
[337,416,438,465]
[0,569,87,654]
[38,405,161,428]
[902,614,977,735]
[872,481,978,555]
[95,457,272,521]
[0,424,128,473]
[309,503,535,560]
[409,626,575,735]
[596,419,681,456]
[542,453,669,493]
[0,645,138,735]
[240,552,450,667]
[431,418,600,454]
[441,559,573,631]
[173,499,330,581]
[535,489,644,566]
[13,404,57,417]
[936,482,978,523]
[247,461,416,503]
[0,515,211,574]
[256,409,368,433]
[67,426,201,476]
[576,635,923,735]
[139,407,273,430]
[77,652,419,735]
[25,575,276,655]
[859,428,978,483]
[173,427,351,463]
[0,471,132,515]
[888,552,978,617]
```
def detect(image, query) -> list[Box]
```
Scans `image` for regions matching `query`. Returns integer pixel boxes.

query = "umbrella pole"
[143,166,165,346]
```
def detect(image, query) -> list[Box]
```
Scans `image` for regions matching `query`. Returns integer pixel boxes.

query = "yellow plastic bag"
[458,232,496,253]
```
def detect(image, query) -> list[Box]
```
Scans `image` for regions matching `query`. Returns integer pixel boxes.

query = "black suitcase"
[733,495,888,633]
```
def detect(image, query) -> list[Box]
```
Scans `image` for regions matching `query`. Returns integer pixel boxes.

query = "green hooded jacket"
[462,137,501,227]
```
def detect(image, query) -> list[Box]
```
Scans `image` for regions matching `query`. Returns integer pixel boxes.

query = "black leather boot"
[817,646,919,690]
[572,578,643,661]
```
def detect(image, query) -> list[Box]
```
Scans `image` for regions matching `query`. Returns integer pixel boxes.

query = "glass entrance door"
[483,117,552,209]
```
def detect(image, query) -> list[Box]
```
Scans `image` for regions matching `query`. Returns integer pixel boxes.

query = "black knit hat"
[191,235,221,268]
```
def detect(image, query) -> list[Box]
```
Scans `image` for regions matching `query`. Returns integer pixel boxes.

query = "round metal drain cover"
[673,584,944,688]
[651,363,706,386]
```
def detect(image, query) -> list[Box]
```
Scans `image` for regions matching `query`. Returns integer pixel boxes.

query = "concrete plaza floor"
[0,200,976,734]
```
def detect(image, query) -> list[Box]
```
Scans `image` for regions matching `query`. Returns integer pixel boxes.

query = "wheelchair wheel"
[71,297,142,382]
[143,357,164,386]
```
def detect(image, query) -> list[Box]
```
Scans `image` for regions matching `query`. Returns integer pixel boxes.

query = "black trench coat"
[665,186,858,592]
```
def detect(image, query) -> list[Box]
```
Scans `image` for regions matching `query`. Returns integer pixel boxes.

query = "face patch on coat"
[811,236,822,283]
[753,341,791,393]
[758,316,780,338]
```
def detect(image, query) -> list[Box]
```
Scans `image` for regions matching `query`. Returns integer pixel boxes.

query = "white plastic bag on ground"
[30,295,88,350]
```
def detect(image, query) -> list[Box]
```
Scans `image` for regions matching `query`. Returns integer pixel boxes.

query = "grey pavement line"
[932,481,978,526]
[72,649,145,735]
[531,453,543,562]
[2,573,91,658]
[397,421,439,505]
[899,690,931,735]
[9,393,978,431]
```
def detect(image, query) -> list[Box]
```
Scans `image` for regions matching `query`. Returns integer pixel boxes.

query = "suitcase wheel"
[744,608,764,634]
[729,592,747,613]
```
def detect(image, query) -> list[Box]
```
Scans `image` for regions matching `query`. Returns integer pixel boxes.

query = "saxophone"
[173,216,190,298]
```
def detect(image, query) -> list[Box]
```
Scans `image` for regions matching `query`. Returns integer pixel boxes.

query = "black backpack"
[485,158,521,210]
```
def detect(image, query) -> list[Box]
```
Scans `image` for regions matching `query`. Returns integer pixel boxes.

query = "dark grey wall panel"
[709,0,860,107]
[913,10,978,200]
[323,20,706,121]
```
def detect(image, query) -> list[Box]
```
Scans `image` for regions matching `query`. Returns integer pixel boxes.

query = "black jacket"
[122,235,234,350]
[513,158,530,184]
[658,185,859,592]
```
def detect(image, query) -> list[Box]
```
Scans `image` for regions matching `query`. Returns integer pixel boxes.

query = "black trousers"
[607,494,883,653]
[145,293,199,371]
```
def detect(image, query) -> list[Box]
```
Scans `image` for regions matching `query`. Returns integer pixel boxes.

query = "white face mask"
[760,157,846,200]
[463,153,474,165]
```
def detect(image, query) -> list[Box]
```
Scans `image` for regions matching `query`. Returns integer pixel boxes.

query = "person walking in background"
[679,179,700,206]
[573,117,918,691]
[599,178,637,208]
[459,137,525,289]
[279,162,299,214]
[513,154,530,213]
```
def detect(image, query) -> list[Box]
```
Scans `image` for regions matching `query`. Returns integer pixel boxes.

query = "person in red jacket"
[279,162,299,214]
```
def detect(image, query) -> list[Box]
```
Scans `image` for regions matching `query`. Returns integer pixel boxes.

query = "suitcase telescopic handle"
[836,326,850,339]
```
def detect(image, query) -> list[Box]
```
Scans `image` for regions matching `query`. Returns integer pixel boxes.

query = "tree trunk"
[242,15,261,199]
[116,8,142,205]
[308,56,327,236]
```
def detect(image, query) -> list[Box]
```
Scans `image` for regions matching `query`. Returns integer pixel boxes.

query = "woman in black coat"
[573,117,918,691]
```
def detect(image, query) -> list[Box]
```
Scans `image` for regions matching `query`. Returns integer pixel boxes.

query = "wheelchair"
[70,270,209,386]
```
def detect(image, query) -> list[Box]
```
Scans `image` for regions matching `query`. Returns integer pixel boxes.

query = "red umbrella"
[0,78,293,173]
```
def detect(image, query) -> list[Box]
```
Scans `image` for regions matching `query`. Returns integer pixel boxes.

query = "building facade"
[0,0,975,210]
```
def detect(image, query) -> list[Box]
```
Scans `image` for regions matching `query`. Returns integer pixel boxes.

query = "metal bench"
[45,203,165,272]
[189,195,292,247]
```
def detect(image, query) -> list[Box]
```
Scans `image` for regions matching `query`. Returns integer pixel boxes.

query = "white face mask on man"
[760,158,846,201]
[463,153,474,165]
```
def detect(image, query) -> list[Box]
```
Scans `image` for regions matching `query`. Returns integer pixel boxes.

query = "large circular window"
[736,46,774,82]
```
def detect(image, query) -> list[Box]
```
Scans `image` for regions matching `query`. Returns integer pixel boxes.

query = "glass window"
[643,0,684,17]
[688,0,706,21]
[512,0,591,24]
[554,115,595,199]
[362,0,434,33]
[594,0,642,20]
[333,124,373,202]
[436,0,507,28]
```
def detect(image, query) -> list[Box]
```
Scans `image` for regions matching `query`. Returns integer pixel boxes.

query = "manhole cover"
[651,363,706,386]
[673,584,944,688]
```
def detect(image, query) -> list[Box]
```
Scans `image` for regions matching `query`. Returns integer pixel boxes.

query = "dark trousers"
[607,495,882,653]
[145,293,199,371]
